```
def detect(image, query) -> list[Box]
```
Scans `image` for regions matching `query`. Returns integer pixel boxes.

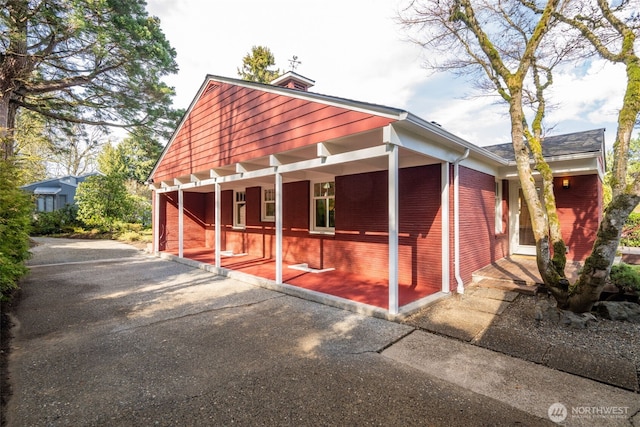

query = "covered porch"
[151,124,471,315]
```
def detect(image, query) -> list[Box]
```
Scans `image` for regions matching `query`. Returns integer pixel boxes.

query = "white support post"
[178,189,184,258]
[153,191,160,253]
[214,181,221,270]
[388,144,399,315]
[441,162,450,293]
[275,172,283,284]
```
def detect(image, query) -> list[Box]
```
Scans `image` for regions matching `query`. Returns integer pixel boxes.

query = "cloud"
[547,60,625,124]
[147,0,634,150]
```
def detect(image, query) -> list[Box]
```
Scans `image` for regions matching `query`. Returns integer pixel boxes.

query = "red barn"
[148,72,605,316]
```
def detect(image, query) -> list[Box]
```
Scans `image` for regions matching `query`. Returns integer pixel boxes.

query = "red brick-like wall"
[554,174,602,261]
[183,192,206,249]
[160,191,178,251]
[159,191,207,251]
[180,165,443,290]
[456,167,509,285]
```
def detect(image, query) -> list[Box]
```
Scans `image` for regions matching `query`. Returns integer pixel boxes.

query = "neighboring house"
[21,173,98,212]
[148,72,604,316]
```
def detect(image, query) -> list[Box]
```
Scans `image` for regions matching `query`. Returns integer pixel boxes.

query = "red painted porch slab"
[164,247,439,309]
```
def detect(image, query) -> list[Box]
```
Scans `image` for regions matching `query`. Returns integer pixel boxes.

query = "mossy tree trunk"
[399,0,639,313]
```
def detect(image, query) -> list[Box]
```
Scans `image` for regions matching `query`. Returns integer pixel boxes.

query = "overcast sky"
[146,0,633,149]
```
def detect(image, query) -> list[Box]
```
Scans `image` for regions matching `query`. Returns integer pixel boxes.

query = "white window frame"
[261,186,275,222]
[310,180,335,233]
[233,190,246,229]
[495,180,503,234]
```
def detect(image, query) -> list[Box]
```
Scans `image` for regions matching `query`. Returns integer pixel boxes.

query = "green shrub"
[0,159,32,300]
[609,263,640,292]
[620,212,640,247]
[118,231,141,242]
[31,204,82,235]
[75,175,151,231]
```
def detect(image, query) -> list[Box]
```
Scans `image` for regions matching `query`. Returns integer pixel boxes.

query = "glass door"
[511,185,542,256]
[518,188,536,247]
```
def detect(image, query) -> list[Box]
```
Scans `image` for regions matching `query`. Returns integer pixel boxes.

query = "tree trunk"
[0,94,18,159]
[566,193,640,312]
[0,95,11,159]
[563,55,640,312]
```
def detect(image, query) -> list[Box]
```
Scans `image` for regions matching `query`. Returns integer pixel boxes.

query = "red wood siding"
[555,174,601,261]
[153,81,396,182]
[457,167,508,285]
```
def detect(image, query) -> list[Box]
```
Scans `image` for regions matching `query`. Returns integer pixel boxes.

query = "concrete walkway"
[4,238,640,426]
[405,287,640,392]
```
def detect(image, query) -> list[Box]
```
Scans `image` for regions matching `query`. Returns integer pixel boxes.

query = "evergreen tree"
[237,46,281,83]
[0,0,179,158]
[0,158,32,299]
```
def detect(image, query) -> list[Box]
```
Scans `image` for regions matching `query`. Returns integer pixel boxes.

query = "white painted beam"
[441,162,450,293]
[269,154,299,166]
[178,189,184,258]
[388,144,399,315]
[317,142,332,158]
[384,124,464,164]
[279,145,389,174]
[159,145,389,191]
[153,191,160,254]
[174,177,188,186]
[275,172,283,284]
[215,181,221,270]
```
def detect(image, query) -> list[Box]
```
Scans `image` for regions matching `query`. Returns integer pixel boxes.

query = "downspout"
[454,148,470,294]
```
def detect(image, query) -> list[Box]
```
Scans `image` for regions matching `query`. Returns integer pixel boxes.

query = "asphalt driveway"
[4,237,554,426]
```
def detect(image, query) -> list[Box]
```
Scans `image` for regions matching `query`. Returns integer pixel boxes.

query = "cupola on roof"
[271,71,315,91]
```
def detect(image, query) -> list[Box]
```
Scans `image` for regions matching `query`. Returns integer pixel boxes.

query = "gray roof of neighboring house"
[483,128,605,161]
[21,172,99,191]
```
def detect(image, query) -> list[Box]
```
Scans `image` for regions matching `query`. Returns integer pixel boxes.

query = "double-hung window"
[262,187,275,222]
[312,181,335,232]
[234,190,246,228]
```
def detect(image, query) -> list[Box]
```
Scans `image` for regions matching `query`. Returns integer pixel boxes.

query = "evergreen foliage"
[1,0,179,158]
[237,46,281,83]
[0,159,32,300]
[609,263,640,292]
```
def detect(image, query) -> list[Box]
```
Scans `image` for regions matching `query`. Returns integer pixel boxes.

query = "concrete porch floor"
[472,255,582,294]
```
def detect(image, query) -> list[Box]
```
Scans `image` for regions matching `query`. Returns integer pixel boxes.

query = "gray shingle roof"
[483,128,605,161]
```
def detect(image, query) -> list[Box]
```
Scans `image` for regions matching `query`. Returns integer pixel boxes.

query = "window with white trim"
[495,181,503,234]
[262,187,275,222]
[312,181,335,232]
[234,190,246,228]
